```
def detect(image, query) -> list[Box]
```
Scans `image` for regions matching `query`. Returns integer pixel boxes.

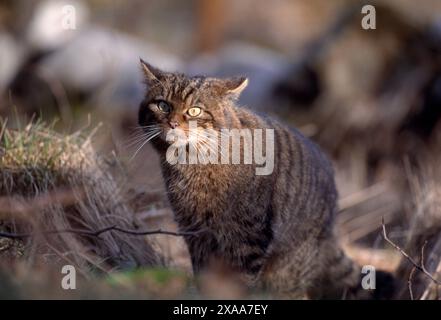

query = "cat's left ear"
[224,77,249,98]
[140,58,165,85]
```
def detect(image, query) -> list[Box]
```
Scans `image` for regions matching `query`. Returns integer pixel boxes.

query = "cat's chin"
[164,129,191,148]
[166,138,189,148]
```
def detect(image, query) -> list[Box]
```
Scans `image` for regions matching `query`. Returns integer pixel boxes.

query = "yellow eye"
[187,107,201,117]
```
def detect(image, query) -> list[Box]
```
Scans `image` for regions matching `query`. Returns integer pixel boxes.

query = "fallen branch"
[0,191,199,238]
[382,217,441,287]
[0,225,201,240]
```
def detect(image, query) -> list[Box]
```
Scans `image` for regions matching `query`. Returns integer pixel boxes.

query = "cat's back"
[237,107,338,238]
[237,107,335,189]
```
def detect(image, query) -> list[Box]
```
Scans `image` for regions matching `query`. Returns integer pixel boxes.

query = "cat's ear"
[140,58,165,84]
[224,77,248,98]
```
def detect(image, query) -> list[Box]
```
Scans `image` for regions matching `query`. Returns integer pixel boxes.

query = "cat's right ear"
[140,58,164,84]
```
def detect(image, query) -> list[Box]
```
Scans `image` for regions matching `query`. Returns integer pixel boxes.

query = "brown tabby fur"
[137,59,361,298]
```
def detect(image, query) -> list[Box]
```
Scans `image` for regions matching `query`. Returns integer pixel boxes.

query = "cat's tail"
[309,241,398,299]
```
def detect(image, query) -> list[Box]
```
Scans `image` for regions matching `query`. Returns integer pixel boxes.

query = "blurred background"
[1,0,441,299]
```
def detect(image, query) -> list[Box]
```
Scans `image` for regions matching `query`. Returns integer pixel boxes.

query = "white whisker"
[198,139,218,162]
[198,133,225,160]
[126,129,161,147]
[130,131,161,160]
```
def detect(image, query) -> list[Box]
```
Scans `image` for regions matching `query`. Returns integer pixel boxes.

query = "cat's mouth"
[162,127,208,148]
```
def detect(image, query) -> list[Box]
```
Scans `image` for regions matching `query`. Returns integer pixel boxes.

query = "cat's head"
[138,59,248,145]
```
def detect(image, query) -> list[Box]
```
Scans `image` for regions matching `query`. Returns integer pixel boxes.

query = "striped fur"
[138,60,360,298]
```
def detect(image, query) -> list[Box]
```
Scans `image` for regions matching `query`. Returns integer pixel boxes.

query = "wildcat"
[137,59,361,298]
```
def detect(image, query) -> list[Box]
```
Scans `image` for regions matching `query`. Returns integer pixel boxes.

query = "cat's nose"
[168,120,179,129]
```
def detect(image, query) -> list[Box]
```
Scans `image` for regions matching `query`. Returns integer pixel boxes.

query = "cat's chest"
[163,164,236,213]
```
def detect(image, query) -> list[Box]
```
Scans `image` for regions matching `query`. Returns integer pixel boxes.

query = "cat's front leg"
[184,232,219,274]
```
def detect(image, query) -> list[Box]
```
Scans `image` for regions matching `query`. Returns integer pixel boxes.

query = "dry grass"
[0,118,162,283]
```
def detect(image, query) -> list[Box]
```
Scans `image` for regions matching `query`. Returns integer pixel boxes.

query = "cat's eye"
[157,101,171,113]
[187,107,202,117]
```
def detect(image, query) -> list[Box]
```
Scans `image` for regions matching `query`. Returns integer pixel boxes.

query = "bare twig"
[421,241,430,276]
[408,242,430,300]
[0,225,202,240]
[408,266,416,300]
[382,217,441,287]
[407,241,433,300]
